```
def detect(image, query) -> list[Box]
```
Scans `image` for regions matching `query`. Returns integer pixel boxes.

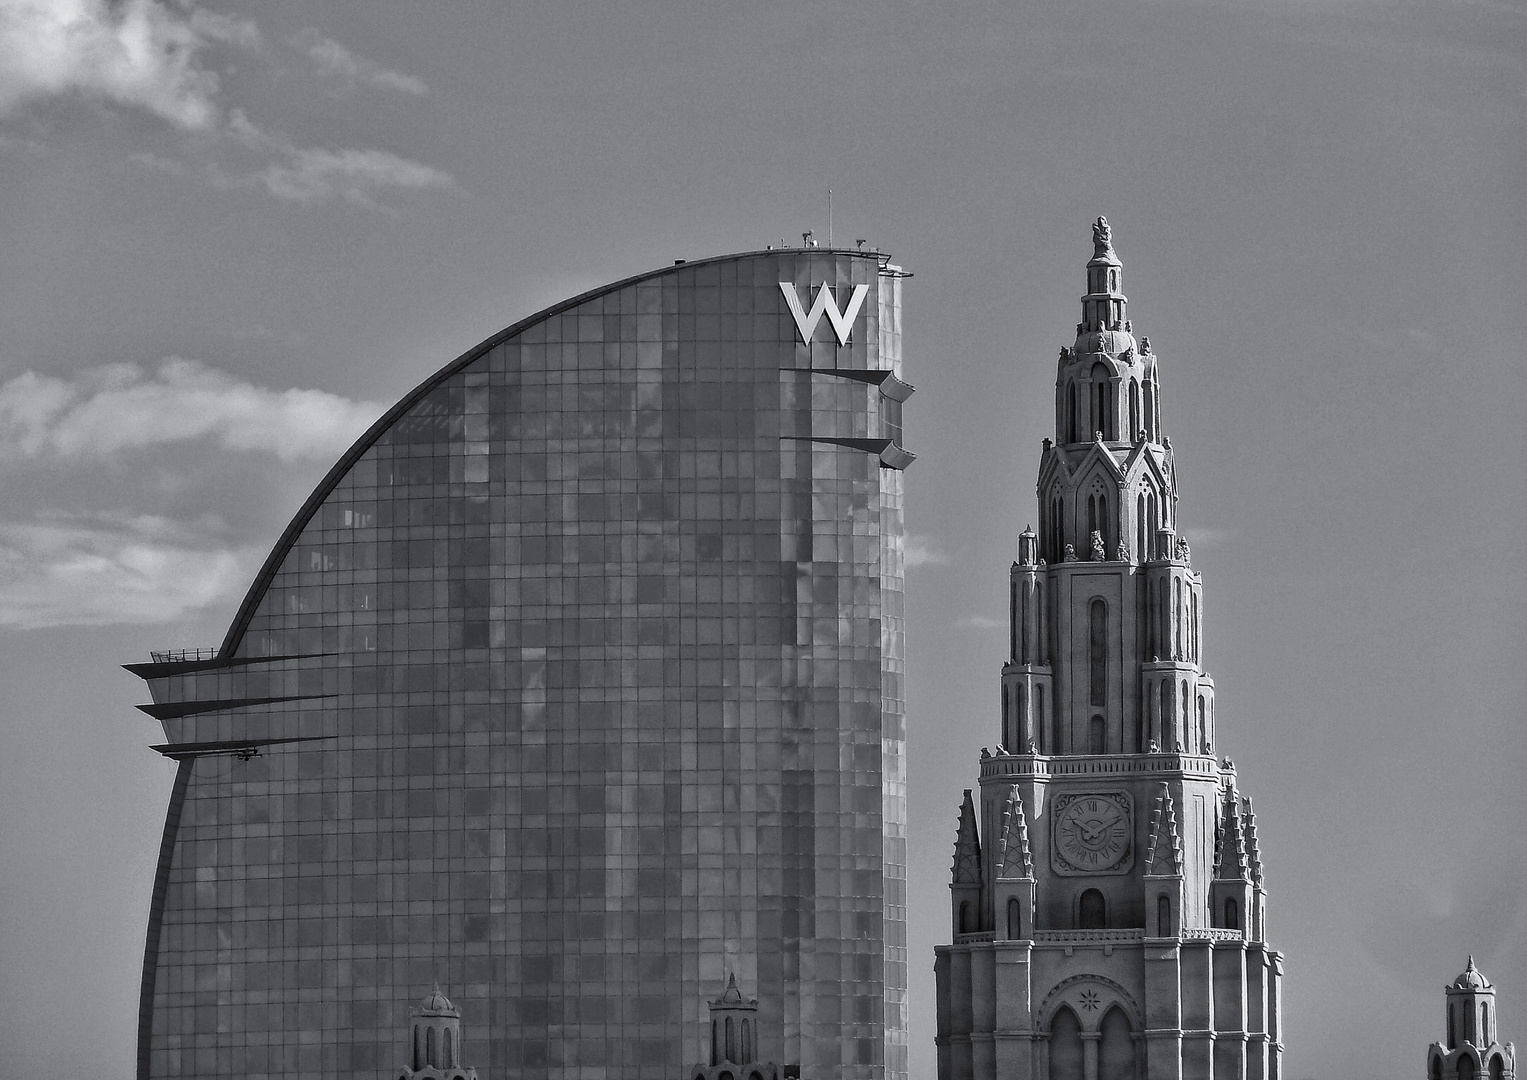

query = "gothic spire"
[1143,783,1184,877]
[1242,795,1264,887]
[952,789,983,885]
[1214,786,1253,883]
[995,786,1034,880]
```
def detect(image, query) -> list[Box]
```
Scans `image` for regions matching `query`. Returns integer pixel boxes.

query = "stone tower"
[687,974,781,1080]
[397,986,479,1080]
[933,219,1283,1080]
[1427,959,1516,1080]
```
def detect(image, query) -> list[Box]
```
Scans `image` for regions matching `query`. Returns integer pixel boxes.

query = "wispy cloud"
[0,1,450,207]
[957,614,1004,630]
[0,358,385,462]
[0,0,241,129]
[0,512,257,628]
[904,534,948,568]
[224,109,453,205]
[1182,527,1237,549]
[291,27,426,95]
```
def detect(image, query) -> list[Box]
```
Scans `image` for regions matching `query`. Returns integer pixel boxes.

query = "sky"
[0,0,1523,1075]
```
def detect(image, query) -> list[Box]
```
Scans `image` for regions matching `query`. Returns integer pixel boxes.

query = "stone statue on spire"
[1092,215,1113,254]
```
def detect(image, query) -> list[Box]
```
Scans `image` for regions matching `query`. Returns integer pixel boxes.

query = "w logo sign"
[779,281,870,346]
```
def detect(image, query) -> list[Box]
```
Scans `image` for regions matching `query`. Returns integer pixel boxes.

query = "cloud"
[223,108,454,205]
[0,0,239,129]
[1182,527,1237,549]
[957,614,1004,630]
[0,512,258,628]
[0,2,450,207]
[291,28,426,95]
[904,534,948,568]
[0,358,386,462]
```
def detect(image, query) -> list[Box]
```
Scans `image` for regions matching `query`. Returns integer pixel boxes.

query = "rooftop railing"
[148,647,220,664]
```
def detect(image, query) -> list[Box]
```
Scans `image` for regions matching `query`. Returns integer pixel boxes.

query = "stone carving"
[1063,543,1077,563]
[1090,530,1106,562]
[1175,536,1191,563]
[1115,540,1129,562]
[1148,740,1160,753]
[1094,430,1104,443]
[1024,740,1038,755]
[1141,336,1152,354]
[1093,216,1112,250]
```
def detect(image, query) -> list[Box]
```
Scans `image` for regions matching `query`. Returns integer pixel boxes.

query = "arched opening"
[1049,1006,1084,1080]
[726,1016,736,1063]
[1451,1006,1458,1049]
[414,1028,423,1070]
[1078,889,1107,929]
[1090,715,1106,755]
[1137,492,1147,560]
[1129,712,1142,754]
[1099,1006,1136,1080]
[1158,895,1172,937]
[1224,897,1239,930]
[959,901,972,934]
[1050,495,1064,562]
[1160,681,1174,749]
[1147,491,1158,556]
[1482,1003,1491,1044]
[1036,683,1047,752]
[1066,383,1078,443]
[427,1026,438,1068]
[1089,598,1108,707]
[1015,684,1028,750]
[444,1027,454,1067]
[1129,380,1140,440]
[1460,1055,1477,1080]
[1180,681,1189,750]
[1144,380,1156,439]
[1008,896,1022,939]
[1431,1057,1443,1080]
[1091,363,1111,440]
[742,1018,752,1062]
[1466,1003,1477,1045]
[1491,1055,1504,1080]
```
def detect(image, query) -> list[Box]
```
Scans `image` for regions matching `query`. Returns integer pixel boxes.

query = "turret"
[398,986,478,1080]
[950,790,983,935]
[687,975,781,1080]
[1427,959,1516,1080]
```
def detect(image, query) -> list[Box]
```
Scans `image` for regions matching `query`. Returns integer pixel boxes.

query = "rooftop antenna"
[828,188,833,247]
[855,238,867,251]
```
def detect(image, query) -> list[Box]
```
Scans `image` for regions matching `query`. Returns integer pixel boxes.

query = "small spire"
[952,790,983,885]
[995,787,1034,880]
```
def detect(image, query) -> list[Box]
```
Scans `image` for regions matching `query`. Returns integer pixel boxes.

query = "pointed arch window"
[1089,598,1108,707]
[1066,383,1078,443]
[1078,888,1107,929]
[1137,493,1147,561]
[427,1027,438,1067]
[444,1028,454,1067]
[1008,896,1022,939]
[1036,683,1047,752]
[1180,681,1190,751]
[1461,1056,1477,1080]
[1089,715,1106,754]
[1157,896,1172,937]
[1466,1004,1477,1045]
[1491,1056,1505,1080]
[1197,697,1207,753]
[1129,380,1140,440]
[1224,897,1239,930]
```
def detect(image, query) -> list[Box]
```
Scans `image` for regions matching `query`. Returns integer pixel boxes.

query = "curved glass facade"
[130,249,913,1080]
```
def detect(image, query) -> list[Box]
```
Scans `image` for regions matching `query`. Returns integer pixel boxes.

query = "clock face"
[1052,793,1133,874]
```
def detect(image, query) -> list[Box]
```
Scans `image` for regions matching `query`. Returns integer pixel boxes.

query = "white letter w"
[778,281,870,346]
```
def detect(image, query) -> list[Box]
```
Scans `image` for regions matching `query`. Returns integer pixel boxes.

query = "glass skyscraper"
[128,248,914,1080]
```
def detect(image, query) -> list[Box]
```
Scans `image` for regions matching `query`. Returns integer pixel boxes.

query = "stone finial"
[1115,539,1129,562]
[1063,543,1077,563]
[1090,530,1107,562]
[1141,336,1152,354]
[1093,216,1113,253]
